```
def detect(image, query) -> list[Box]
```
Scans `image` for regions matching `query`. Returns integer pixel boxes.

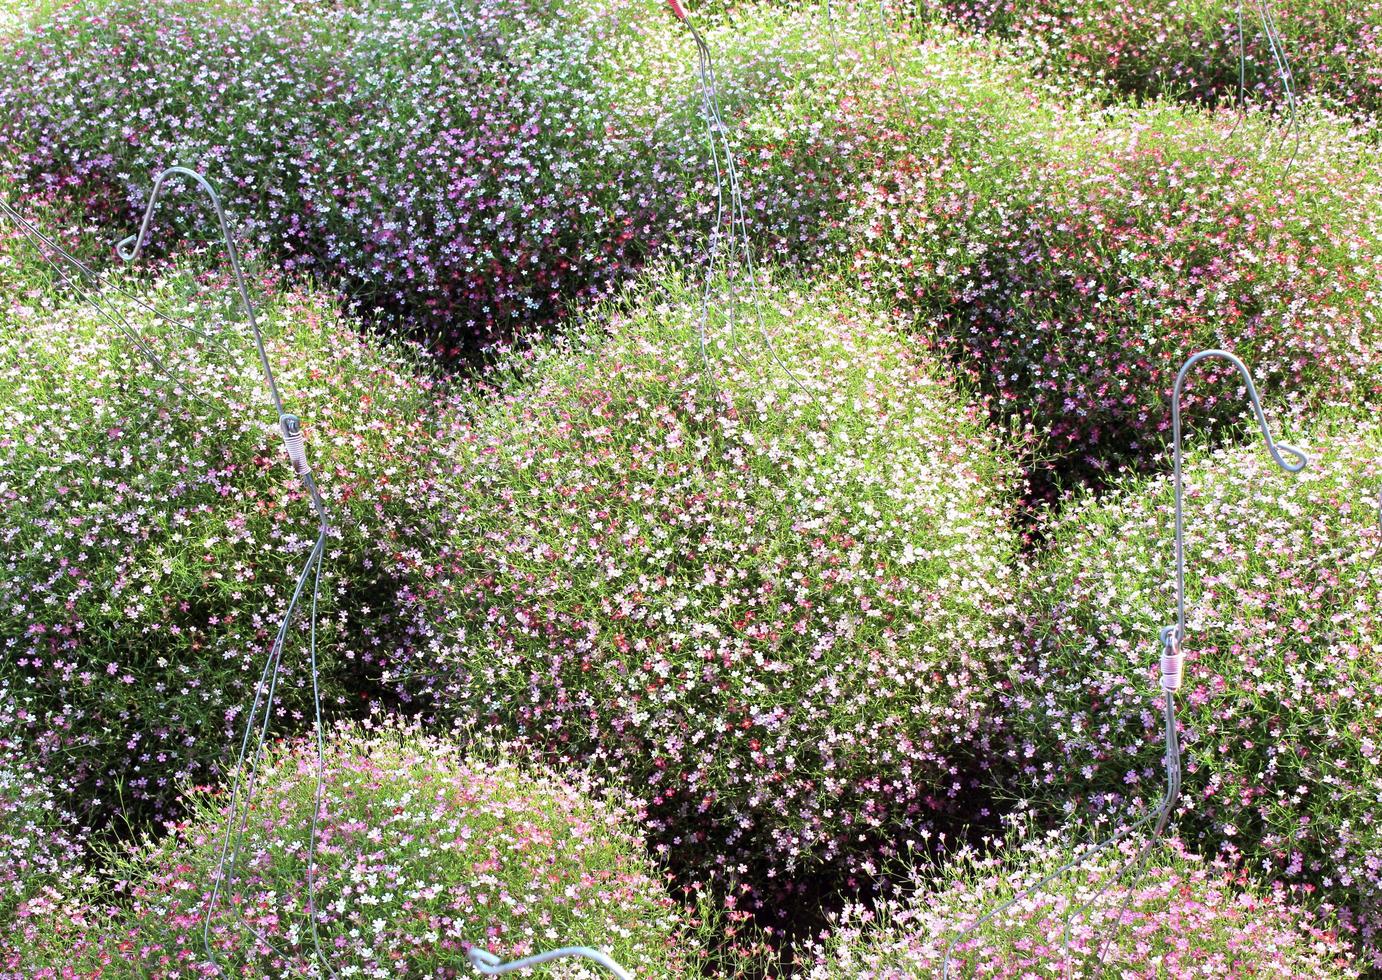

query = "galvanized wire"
[942,349,1306,979]
[114,166,339,979]
[672,0,815,403]
[1231,0,1302,173]
[0,198,236,407]
[468,946,636,979]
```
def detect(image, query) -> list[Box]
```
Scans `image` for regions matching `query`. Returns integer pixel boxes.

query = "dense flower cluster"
[0,685,86,933]
[0,0,642,351]
[851,94,1382,484]
[799,826,1362,977]
[601,1,921,269]
[387,270,1022,889]
[1007,0,1382,116]
[9,723,698,976]
[1005,414,1382,966]
[0,0,939,353]
[0,267,441,824]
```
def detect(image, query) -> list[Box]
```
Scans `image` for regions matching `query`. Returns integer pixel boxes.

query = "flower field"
[0,0,1379,977]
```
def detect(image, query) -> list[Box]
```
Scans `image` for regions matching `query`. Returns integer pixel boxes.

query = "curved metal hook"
[944,349,1304,978]
[116,166,335,979]
[1166,349,1307,657]
[116,167,289,420]
[1076,348,1306,970]
[468,946,634,979]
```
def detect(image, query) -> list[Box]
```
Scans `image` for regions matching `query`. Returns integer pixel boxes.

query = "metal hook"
[467,946,634,979]
[943,349,1305,977]
[115,165,337,979]
[1082,348,1305,968]
[1165,349,1307,657]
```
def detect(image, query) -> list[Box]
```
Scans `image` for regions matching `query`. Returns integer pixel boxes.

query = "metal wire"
[870,0,906,110]
[941,349,1306,979]
[1255,0,1301,174]
[672,0,815,403]
[112,166,338,979]
[446,0,471,40]
[0,198,237,407]
[1075,349,1306,970]
[467,946,635,979]
[1229,0,1301,174]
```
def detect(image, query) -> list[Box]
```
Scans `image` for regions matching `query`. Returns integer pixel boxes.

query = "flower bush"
[1004,413,1382,966]
[387,269,1022,889]
[600,0,915,269]
[799,825,1362,978]
[851,96,1382,484]
[0,0,1027,354]
[0,194,102,299]
[1010,0,1382,116]
[9,722,698,977]
[0,265,442,826]
[0,0,671,352]
[0,684,86,934]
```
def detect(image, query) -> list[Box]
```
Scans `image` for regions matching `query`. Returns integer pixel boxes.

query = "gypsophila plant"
[0,0,1012,354]
[0,684,87,935]
[1008,0,1382,117]
[0,0,671,352]
[599,0,926,271]
[1005,413,1382,967]
[10,722,699,978]
[798,823,1362,978]
[850,93,1382,487]
[386,268,1022,893]
[0,265,442,826]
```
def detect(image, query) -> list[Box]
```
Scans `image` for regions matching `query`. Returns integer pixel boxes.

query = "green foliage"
[0,267,440,826]
[12,723,700,975]
[800,823,1363,978]
[1007,412,1382,962]
[388,268,1023,886]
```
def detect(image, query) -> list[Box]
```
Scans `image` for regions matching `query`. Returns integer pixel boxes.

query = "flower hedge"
[600,0,915,269]
[1004,413,1382,966]
[0,267,440,826]
[851,97,1382,484]
[887,0,1382,116]
[0,0,911,354]
[0,0,671,352]
[387,270,1022,889]
[799,826,1362,978]
[9,723,698,977]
